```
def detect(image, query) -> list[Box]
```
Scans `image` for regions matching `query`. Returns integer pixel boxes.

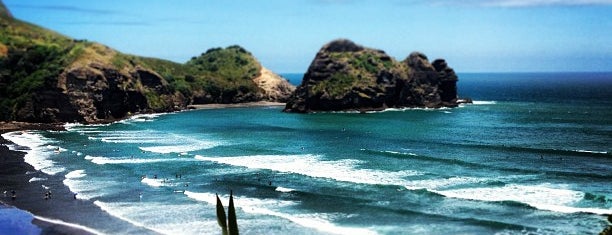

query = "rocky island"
[0,1,294,124]
[284,39,465,113]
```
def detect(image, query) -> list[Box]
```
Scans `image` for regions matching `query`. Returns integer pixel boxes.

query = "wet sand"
[0,102,286,234]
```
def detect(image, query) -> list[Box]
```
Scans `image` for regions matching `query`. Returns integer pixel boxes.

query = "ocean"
[2,72,612,234]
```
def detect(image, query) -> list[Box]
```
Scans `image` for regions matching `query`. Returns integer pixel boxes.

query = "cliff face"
[0,1,294,123]
[253,67,295,103]
[283,39,459,113]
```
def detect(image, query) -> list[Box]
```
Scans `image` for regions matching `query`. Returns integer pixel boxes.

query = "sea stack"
[283,39,461,113]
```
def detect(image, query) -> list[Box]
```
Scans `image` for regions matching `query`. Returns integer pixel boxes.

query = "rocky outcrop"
[284,39,462,113]
[16,61,178,123]
[0,2,295,123]
[253,67,295,102]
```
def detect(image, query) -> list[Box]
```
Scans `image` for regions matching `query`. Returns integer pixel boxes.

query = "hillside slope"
[0,1,294,123]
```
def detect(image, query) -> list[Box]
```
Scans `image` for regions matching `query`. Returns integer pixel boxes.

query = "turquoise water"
[4,73,612,234]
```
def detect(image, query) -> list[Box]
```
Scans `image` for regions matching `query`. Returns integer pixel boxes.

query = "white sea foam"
[204,153,605,216]
[64,122,110,132]
[140,140,223,154]
[28,177,47,182]
[364,106,452,114]
[70,126,224,154]
[94,200,217,235]
[438,183,612,215]
[62,176,114,200]
[65,169,86,179]
[84,155,193,165]
[141,177,166,187]
[100,136,165,144]
[2,132,66,175]
[471,100,497,105]
[93,201,171,234]
[404,176,491,190]
[33,215,104,235]
[247,207,377,235]
[118,113,168,124]
[184,191,376,235]
[275,187,295,193]
[574,149,608,154]
[127,113,164,122]
[184,191,297,208]
[194,154,421,186]
[93,130,168,144]
[382,150,417,156]
[62,171,121,200]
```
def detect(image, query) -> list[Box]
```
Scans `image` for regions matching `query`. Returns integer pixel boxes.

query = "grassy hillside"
[0,1,271,122]
[311,50,405,98]
[0,8,81,119]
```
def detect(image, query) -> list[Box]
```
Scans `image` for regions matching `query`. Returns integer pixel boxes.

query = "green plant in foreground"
[216,191,239,235]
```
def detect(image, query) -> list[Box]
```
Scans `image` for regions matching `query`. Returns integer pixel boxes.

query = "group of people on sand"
[4,189,76,201]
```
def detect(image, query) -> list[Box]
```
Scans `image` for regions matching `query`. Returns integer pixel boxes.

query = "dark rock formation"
[15,63,178,123]
[284,39,462,113]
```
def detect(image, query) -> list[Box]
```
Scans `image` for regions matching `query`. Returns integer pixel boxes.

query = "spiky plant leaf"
[216,193,228,234]
[228,190,239,235]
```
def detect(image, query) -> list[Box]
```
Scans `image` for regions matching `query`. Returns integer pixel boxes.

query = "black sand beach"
[0,123,160,235]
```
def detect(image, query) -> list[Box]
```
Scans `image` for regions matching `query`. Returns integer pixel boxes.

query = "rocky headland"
[284,39,465,113]
[0,1,294,124]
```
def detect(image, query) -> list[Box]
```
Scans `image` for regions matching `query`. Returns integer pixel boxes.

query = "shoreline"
[0,130,159,234]
[0,102,285,234]
[186,101,285,110]
[0,121,66,133]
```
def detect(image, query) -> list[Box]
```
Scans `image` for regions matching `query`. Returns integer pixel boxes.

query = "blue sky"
[4,0,612,73]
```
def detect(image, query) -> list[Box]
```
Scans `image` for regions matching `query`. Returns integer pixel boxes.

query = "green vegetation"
[188,46,260,81]
[0,5,267,121]
[312,72,359,98]
[0,37,75,119]
[181,45,262,102]
[310,50,398,98]
[0,10,98,119]
[216,191,239,235]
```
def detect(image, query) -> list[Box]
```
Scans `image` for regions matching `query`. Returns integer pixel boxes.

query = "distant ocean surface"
[4,72,612,234]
